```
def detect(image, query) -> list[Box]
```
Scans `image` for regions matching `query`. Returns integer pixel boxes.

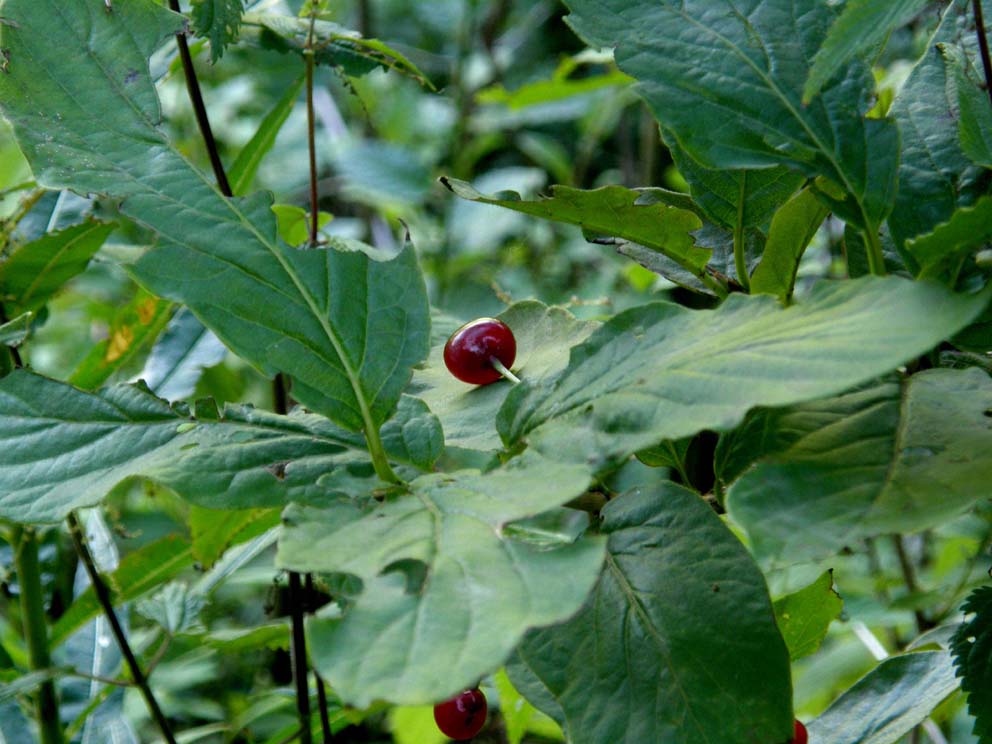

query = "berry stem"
[490,356,520,384]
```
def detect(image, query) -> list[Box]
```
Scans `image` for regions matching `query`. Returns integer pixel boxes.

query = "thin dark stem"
[288,571,313,744]
[67,513,178,744]
[166,0,233,197]
[306,574,333,743]
[357,0,373,37]
[974,0,992,106]
[13,526,65,744]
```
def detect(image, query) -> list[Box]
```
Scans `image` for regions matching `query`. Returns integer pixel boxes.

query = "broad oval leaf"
[727,368,992,563]
[498,277,990,471]
[0,369,388,523]
[508,483,793,744]
[0,0,430,436]
[563,0,899,232]
[276,451,607,706]
[807,651,959,744]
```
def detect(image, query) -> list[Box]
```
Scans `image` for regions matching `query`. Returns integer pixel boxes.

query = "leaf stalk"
[973,0,992,106]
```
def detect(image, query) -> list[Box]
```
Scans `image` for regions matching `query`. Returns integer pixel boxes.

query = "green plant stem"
[973,0,992,106]
[733,174,750,292]
[864,228,887,276]
[167,0,232,196]
[12,526,65,744]
[287,571,313,744]
[67,512,178,744]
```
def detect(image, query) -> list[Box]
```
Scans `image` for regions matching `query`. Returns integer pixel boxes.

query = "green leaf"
[0,0,431,436]
[68,290,173,390]
[140,307,228,401]
[276,451,607,706]
[242,12,433,88]
[563,0,899,233]
[135,582,206,635]
[228,76,304,195]
[0,370,383,523]
[378,395,444,471]
[807,651,960,744]
[888,3,988,252]
[751,188,830,302]
[665,137,804,231]
[727,368,992,563]
[271,204,332,245]
[957,70,992,169]
[440,178,711,281]
[494,668,564,744]
[0,312,30,347]
[51,535,194,647]
[498,277,989,471]
[188,505,281,569]
[477,51,632,109]
[0,220,113,312]
[409,301,598,453]
[387,706,448,744]
[204,624,289,653]
[773,570,843,661]
[509,483,793,744]
[905,195,992,279]
[951,586,992,742]
[190,0,246,63]
[803,0,928,104]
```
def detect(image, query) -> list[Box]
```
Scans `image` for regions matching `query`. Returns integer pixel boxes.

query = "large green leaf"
[440,178,712,283]
[727,368,992,563]
[803,0,929,103]
[0,220,112,312]
[276,451,606,706]
[0,369,383,523]
[508,483,793,744]
[951,586,992,742]
[563,0,899,234]
[888,2,989,253]
[409,302,598,453]
[498,277,989,471]
[807,651,959,744]
[0,0,430,437]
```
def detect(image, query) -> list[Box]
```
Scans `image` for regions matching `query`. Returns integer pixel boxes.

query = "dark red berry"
[433,688,487,741]
[443,318,517,385]
[791,720,808,744]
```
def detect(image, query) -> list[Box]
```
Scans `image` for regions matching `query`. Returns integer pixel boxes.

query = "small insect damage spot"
[123,68,139,84]
[266,461,289,480]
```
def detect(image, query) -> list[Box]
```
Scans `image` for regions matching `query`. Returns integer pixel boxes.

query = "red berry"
[433,688,487,740]
[443,318,517,385]
[792,719,808,744]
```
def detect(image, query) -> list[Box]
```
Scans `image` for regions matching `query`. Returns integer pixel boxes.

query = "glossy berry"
[443,318,517,385]
[791,720,808,744]
[433,688,488,741]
